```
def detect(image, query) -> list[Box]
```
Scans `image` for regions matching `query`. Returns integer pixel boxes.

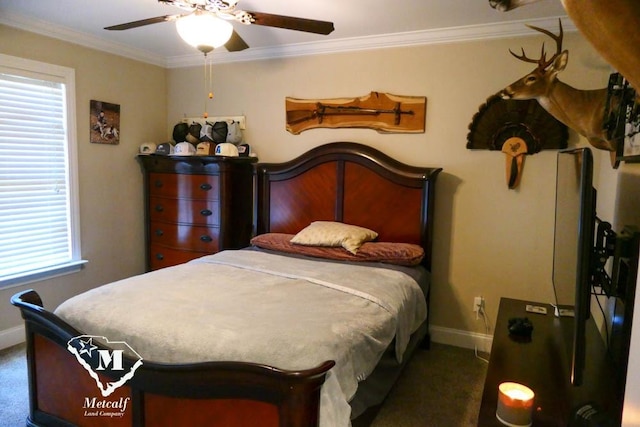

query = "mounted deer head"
[490,0,640,98]
[501,20,616,152]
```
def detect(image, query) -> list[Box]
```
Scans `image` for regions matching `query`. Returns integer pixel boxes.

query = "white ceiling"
[0,0,569,68]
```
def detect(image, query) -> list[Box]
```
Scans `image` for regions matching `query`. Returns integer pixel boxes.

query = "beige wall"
[167,32,626,340]
[0,25,167,335]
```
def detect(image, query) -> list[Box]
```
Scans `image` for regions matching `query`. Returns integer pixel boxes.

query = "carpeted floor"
[371,343,487,426]
[0,343,29,427]
[0,342,487,426]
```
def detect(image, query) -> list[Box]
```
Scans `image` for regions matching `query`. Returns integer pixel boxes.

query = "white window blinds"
[0,55,83,286]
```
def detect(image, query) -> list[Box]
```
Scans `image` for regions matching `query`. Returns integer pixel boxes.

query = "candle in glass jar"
[496,382,535,426]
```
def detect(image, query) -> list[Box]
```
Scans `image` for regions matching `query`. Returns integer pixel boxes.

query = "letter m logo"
[96,349,124,371]
[67,335,143,397]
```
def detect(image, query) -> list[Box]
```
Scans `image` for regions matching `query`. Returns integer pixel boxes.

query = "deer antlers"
[509,19,564,69]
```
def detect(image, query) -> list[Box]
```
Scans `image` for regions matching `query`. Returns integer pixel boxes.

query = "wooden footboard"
[12,290,334,427]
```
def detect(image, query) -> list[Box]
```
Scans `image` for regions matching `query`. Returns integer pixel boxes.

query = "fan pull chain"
[203,53,208,118]
[209,55,214,100]
[202,52,215,119]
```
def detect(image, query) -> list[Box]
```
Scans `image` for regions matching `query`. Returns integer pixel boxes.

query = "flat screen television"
[552,147,596,386]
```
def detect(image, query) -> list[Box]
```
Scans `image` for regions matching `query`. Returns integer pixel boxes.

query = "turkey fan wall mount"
[104,0,335,53]
[467,94,568,189]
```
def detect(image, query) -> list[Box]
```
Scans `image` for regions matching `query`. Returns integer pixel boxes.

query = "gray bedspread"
[55,250,427,426]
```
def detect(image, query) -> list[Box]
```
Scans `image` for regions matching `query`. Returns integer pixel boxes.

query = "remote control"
[525,304,547,315]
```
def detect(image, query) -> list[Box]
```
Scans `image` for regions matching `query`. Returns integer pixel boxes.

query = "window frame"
[0,53,85,289]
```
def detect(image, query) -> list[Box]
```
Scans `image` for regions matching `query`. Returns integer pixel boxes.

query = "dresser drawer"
[150,221,220,252]
[149,244,207,270]
[149,196,220,225]
[149,173,219,200]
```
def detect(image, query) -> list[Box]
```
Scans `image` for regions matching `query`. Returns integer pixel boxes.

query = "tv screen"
[552,147,595,386]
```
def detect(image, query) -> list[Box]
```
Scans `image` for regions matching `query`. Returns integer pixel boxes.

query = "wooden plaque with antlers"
[285,92,426,135]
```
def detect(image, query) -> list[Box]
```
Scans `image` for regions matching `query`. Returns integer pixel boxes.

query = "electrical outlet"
[473,296,483,312]
[473,296,484,320]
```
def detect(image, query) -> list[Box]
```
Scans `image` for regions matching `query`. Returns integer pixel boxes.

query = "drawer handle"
[200,209,213,217]
[200,183,212,191]
[154,180,163,188]
[155,253,164,261]
[155,229,164,237]
[155,205,164,212]
[200,235,213,242]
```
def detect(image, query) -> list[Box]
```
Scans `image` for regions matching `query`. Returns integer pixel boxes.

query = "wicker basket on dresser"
[138,154,258,271]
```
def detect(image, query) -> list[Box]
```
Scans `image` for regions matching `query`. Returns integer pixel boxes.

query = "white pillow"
[290,221,378,254]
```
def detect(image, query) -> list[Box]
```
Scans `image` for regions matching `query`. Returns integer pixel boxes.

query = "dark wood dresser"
[478,298,622,427]
[138,154,257,271]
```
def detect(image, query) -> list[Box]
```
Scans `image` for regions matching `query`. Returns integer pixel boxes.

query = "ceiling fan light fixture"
[176,11,233,53]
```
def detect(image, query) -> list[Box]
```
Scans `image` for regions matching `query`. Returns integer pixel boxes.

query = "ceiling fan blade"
[104,15,180,31]
[246,11,334,35]
[225,30,250,52]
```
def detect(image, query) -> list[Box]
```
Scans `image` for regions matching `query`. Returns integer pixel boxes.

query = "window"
[0,54,84,287]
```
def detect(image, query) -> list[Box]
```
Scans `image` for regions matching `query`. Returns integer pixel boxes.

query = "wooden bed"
[12,141,442,427]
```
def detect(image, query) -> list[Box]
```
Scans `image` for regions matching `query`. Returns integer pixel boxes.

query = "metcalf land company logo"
[67,335,143,397]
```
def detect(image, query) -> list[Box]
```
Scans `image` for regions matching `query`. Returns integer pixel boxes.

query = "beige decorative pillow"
[290,221,378,254]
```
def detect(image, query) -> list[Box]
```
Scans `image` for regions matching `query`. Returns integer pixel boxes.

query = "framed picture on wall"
[90,100,120,145]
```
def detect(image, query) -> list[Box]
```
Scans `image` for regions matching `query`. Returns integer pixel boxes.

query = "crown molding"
[1,11,572,69]
[0,11,168,67]
[170,15,574,68]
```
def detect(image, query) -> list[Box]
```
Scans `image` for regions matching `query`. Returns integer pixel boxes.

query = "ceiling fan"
[104,0,335,53]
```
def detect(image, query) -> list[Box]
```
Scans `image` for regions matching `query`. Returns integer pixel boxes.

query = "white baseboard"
[0,325,25,350]
[430,325,493,354]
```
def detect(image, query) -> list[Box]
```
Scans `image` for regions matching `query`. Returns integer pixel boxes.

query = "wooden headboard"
[256,142,442,270]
